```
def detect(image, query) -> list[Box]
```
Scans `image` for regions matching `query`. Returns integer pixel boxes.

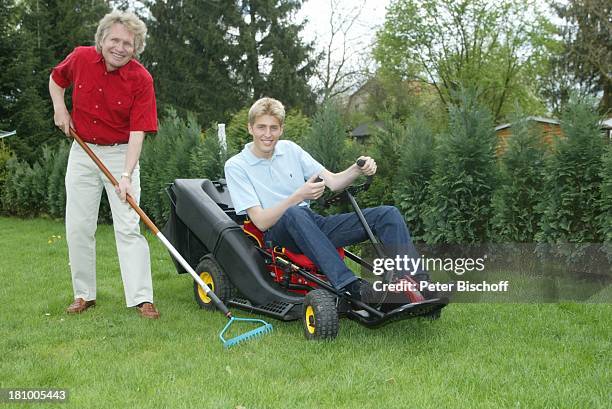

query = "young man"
[224,97,430,302]
[49,10,159,318]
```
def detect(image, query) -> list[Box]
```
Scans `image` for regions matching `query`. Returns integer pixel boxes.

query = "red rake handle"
[68,127,159,235]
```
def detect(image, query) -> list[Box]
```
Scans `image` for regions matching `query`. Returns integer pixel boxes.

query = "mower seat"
[242,221,344,269]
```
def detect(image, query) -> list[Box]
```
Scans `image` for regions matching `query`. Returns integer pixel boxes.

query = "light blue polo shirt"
[224,140,325,215]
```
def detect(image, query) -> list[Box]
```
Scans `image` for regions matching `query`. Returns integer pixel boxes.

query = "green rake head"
[219,317,273,348]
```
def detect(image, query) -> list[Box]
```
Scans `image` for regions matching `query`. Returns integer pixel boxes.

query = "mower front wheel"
[302,289,339,340]
[194,257,234,311]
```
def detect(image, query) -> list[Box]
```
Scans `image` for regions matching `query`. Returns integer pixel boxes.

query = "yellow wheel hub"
[305,305,316,334]
[197,272,214,304]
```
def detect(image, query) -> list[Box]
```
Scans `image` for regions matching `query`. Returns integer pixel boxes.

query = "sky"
[297,0,390,49]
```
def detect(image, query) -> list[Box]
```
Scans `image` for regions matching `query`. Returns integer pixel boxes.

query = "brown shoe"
[66,298,96,314]
[137,302,160,319]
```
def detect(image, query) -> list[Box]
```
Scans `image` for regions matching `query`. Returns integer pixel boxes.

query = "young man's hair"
[95,10,147,57]
[248,97,285,126]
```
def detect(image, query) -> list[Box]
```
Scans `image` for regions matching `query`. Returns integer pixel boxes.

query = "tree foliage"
[537,97,605,244]
[423,89,498,244]
[139,109,202,224]
[374,0,552,122]
[552,0,611,114]
[143,0,317,126]
[358,117,408,207]
[1,0,109,163]
[600,146,612,260]
[301,102,358,173]
[491,109,547,242]
[392,114,436,241]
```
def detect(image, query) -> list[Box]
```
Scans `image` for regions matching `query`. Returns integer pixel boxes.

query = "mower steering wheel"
[318,159,373,208]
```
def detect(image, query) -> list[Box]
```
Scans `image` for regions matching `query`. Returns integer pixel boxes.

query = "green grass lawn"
[0,216,610,409]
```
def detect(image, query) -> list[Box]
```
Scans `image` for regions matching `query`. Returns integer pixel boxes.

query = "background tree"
[392,114,436,242]
[301,102,357,173]
[374,0,552,122]
[537,97,605,245]
[2,0,108,163]
[190,124,230,181]
[314,0,368,102]
[0,0,18,131]
[142,0,246,126]
[551,0,611,115]
[600,146,612,261]
[491,108,547,242]
[423,89,498,244]
[233,0,318,113]
[357,117,407,207]
[143,0,317,125]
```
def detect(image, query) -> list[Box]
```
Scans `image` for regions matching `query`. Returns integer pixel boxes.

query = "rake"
[68,127,273,348]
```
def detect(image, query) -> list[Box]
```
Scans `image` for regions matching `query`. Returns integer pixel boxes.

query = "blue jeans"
[263,205,424,290]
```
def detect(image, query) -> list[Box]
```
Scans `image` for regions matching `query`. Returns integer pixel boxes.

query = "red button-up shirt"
[51,46,158,144]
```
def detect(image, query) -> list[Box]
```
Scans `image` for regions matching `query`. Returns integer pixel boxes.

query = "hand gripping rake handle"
[68,128,272,347]
[68,128,231,316]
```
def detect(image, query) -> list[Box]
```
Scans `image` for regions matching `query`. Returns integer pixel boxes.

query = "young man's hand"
[357,156,377,176]
[295,174,326,201]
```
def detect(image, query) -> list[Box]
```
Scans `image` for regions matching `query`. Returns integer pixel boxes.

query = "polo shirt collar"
[242,141,286,165]
[92,50,130,81]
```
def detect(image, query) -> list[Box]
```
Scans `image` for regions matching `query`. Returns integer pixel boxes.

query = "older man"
[49,10,159,318]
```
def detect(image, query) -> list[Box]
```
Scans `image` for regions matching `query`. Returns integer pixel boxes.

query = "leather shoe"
[66,298,96,314]
[137,302,160,319]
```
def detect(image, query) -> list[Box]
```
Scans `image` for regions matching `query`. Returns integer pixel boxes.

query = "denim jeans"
[263,205,424,290]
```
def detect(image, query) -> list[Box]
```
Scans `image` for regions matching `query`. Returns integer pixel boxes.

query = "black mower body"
[164,179,303,320]
[164,178,447,326]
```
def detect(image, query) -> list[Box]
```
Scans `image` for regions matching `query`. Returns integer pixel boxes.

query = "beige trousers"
[65,141,153,307]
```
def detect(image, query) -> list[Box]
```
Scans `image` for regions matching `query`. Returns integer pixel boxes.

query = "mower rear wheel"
[302,289,339,340]
[194,257,234,311]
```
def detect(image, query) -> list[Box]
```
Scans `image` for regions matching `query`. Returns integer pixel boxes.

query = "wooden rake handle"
[68,127,159,234]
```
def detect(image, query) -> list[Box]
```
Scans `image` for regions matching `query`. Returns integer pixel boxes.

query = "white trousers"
[65,141,153,307]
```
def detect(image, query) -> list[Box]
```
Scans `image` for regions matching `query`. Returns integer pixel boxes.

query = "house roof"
[350,121,385,137]
[495,116,560,132]
[495,116,612,132]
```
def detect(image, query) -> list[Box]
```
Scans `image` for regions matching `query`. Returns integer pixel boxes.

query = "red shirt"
[51,46,158,144]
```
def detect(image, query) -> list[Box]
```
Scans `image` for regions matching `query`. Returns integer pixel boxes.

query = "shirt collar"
[243,141,286,165]
[92,50,130,81]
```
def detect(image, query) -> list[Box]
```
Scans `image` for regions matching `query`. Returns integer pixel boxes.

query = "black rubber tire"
[302,289,339,340]
[193,257,234,311]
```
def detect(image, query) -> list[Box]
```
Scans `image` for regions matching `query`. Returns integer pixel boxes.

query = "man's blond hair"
[248,97,285,125]
[95,10,147,57]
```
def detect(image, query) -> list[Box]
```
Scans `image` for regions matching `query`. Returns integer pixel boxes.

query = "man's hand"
[295,174,326,201]
[115,176,133,203]
[357,156,377,176]
[53,106,74,137]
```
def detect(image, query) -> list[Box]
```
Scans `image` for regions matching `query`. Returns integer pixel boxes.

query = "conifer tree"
[392,114,436,241]
[423,90,498,244]
[491,110,547,242]
[600,147,612,261]
[301,103,357,173]
[537,97,605,245]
